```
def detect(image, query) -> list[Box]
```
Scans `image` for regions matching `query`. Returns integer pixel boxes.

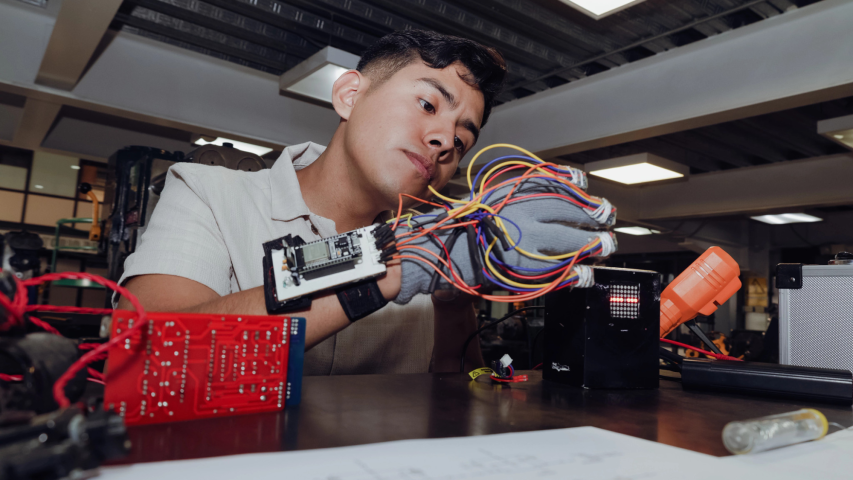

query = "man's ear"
[331,70,364,120]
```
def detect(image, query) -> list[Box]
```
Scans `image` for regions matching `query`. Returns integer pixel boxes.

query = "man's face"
[341,60,485,208]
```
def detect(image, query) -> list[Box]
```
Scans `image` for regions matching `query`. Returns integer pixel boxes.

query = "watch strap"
[336,279,388,322]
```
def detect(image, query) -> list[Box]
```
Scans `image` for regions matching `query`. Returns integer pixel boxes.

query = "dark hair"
[356,30,506,127]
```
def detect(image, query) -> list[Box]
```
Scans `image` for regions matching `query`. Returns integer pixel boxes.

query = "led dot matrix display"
[610,283,640,319]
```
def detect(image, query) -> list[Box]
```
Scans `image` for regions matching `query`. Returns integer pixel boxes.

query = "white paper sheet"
[98,427,760,480]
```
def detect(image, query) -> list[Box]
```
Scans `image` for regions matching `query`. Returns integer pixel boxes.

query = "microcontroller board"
[265,225,390,306]
[103,311,305,426]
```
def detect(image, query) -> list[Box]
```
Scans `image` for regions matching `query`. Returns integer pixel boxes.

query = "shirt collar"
[269,142,326,222]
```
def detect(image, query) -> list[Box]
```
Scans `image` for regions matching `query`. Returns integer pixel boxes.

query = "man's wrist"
[376,262,401,301]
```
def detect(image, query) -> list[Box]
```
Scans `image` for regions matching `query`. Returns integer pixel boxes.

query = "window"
[0,145,107,229]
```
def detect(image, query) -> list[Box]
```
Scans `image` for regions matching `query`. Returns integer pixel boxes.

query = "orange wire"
[400,193,444,208]
[392,238,589,302]
[397,245,479,295]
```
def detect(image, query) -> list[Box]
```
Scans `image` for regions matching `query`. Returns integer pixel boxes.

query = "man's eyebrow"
[417,77,457,109]
[462,119,480,143]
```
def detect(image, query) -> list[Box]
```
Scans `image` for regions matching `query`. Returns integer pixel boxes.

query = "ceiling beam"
[0,2,338,154]
[476,0,853,162]
[11,98,62,150]
[34,0,123,90]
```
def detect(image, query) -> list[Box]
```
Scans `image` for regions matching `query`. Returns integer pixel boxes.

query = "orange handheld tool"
[660,246,741,337]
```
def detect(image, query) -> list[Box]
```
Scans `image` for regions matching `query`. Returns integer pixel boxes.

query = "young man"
[116,30,507,374]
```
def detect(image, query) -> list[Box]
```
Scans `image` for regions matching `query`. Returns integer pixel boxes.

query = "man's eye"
[454,137,465,153]
[419,99,435,114]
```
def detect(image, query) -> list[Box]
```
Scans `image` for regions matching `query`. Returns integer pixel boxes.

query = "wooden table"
[113,371,853,464]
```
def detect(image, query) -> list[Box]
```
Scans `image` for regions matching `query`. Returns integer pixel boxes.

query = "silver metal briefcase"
[779,262,853,372]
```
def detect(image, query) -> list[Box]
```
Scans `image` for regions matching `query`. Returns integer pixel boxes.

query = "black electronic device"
[680,358,853,405]
[543,267,661,389]
[0,406,130,480]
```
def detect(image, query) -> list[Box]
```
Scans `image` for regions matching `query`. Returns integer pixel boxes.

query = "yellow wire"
[482,235,580,289]
[477,161,596,206]
[386,213,414,229]
[466,143,546,191]
[417,143,608,286]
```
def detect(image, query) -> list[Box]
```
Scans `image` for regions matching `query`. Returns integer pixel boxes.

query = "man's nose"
[425,127,453,158]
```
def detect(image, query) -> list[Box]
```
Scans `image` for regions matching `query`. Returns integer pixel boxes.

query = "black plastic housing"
[681,358,853,405]
[543,267,661,389]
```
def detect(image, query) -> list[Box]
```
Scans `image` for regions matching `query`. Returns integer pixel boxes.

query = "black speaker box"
[544,267,661,389]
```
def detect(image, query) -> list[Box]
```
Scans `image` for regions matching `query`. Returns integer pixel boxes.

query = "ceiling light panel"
[586,153,688,185]
[558,0,648,19]
[280,46,360,106]
[750,213,822,225]
[590,163,683,184]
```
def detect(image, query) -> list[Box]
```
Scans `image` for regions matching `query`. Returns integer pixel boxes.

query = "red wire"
[27,316,61,335]
[87,367,105,381]
[660,338,742,362]
[78,343,102,350]
[533,363,542,370]
[8,272,148,407]
[0,373,22,382]
[480,165,527,191]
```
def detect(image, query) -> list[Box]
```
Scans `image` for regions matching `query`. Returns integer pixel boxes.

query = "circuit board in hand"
[103,311,305,426]
[268,225,388,303]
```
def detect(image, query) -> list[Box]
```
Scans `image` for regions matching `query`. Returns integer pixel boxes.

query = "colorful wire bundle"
[388,143,614,302]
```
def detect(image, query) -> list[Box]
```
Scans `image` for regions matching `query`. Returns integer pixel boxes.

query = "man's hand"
[394,177,616,305]
[117,262,402,350]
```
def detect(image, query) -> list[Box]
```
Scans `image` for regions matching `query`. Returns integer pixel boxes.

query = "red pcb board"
[103,311,305,426]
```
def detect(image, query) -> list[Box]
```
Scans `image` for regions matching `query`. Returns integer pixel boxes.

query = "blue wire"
[467,213,523,252]
[479,173,594,208]
[487,243,601,273]
[469,155,578,200]
[469,155,590,208]
[482,268,577,292]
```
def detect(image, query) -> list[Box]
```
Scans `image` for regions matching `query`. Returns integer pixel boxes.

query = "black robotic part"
[0,333,88,414]
[0,406,130,480]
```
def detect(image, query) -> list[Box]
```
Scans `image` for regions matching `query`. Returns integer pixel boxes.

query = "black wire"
[466,225,484,286]
[659,346,684,369]
[428,228,464,294]
[685,320,723,355]
[459,306,544,373]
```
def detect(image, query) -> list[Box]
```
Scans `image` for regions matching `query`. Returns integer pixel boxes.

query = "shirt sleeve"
[114,165,233,306]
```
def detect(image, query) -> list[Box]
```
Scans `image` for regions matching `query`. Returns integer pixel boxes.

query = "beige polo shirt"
[118,142,434,375]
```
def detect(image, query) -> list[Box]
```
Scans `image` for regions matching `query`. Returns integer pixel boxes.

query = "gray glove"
[394,177,617,304]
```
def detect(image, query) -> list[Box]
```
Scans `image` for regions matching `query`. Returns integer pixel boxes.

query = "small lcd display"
[610,283,640,319]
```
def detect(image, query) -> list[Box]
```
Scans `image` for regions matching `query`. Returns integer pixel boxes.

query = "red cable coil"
[0,271,147,407]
